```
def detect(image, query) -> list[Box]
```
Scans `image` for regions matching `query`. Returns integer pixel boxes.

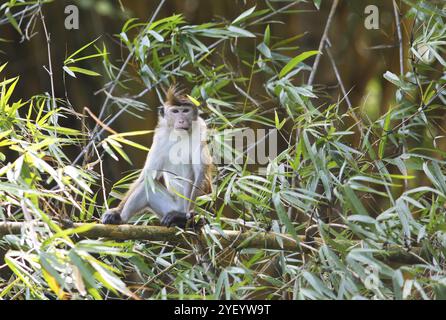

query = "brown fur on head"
[164,85,195,107]
[159,85,198,130]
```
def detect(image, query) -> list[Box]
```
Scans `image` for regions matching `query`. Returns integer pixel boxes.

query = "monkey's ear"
[158,105,165,117]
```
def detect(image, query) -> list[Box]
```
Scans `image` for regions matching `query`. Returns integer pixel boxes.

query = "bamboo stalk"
[0,222,424,264]
[0,222,303,250]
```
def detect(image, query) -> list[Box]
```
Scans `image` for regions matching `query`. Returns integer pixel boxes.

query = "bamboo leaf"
[279,50,319,78]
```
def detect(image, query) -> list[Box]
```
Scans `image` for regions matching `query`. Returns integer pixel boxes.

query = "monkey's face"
[164,105,197,131]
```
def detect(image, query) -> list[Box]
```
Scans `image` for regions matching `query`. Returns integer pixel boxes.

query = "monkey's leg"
[105,181,187,227]
[121,181,176,220]
[160,211,188,228]
[102,207,123,224]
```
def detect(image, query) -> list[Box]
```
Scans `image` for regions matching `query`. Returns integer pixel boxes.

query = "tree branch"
[0,222,424,264]
[38,4,56,110]
[307,0,339,86]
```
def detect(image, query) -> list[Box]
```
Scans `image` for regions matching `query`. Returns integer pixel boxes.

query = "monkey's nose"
[176,119,189,130]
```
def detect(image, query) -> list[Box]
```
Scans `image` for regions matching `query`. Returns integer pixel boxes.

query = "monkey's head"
[159,86,198,131]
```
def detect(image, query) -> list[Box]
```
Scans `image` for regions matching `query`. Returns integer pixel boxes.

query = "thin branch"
[0,3,39,26]
[393,0,408,189]
[307,0,339,86]
[92,143,108,211]
[250,0,301,25]
[325,39,364,135]
[325,41,352,110]
[393,0,404,77]
[38,4,56,110]
[84,106,118,135]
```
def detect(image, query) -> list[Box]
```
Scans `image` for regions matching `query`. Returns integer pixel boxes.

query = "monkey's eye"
[172,109,179,114]
[183,109,190,113]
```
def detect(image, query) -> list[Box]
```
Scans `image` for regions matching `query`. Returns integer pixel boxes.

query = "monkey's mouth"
[174,126,190,131]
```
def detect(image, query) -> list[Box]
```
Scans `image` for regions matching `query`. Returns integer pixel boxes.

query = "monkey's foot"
[59,218,74,228]
[161,211,187,228]
[191,217,206,229]
[102,210,122,225]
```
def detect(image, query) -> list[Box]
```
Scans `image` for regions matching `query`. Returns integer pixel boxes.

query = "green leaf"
[147,29,164,42]
[67,66,101,77]
[274,110,286,129]
[264,25,270,46]
[232,6,256,24]
[344,185,369,215]
[64,37,101,63]
[63,66,76,78]
[186,94,200,106]
[0,62,8,74]
[257,42,271,58]
[273,193,300,248]
[227,25,256,38]
[384,71,399,84]
[378,107,392,159]
[313,0,322,10]
[5,9,22,35]
[279,50,319,78]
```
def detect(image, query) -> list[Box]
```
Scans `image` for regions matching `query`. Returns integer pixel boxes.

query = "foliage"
[1,0,446,300]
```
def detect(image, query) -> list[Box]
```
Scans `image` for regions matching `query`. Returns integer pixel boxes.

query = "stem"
[393,0,408,190]
[307,0,339,86]
[38,4,56,110]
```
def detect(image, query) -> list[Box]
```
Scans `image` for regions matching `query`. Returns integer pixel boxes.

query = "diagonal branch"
[393,0,408,190]
[38,4,56,110]
[307,0,339,86]
[393,0,404,77]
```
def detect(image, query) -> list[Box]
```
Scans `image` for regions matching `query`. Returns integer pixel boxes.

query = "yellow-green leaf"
[279,50,319,79]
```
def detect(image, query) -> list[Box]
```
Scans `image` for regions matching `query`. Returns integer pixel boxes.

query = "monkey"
[101,86,213,228]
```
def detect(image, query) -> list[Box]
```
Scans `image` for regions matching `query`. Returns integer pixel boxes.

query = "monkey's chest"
[160,135,197,193]
[162,163,194,193]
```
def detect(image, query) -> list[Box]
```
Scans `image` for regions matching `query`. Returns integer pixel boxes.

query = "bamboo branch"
[307,0,339,86]
[0,222,425,264]
[392,0,409,191]
[325,38,365,139]
[0,222,303,249]
[38,4,56,111]
[392,0,404,77]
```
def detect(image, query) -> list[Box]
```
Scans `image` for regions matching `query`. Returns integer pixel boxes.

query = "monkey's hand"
[161,211,187,228]
[102,208,123,225]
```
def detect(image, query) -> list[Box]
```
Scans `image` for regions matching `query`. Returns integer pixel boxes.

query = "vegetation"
[0,0,446,300]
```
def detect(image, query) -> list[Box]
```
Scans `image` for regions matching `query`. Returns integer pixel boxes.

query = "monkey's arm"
[110,144,162,212]
[186,140,212,214]
[114,175,143,211]
[102,138,164,223]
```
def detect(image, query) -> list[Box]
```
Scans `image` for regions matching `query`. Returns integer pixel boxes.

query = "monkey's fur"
[102,86,212,227]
